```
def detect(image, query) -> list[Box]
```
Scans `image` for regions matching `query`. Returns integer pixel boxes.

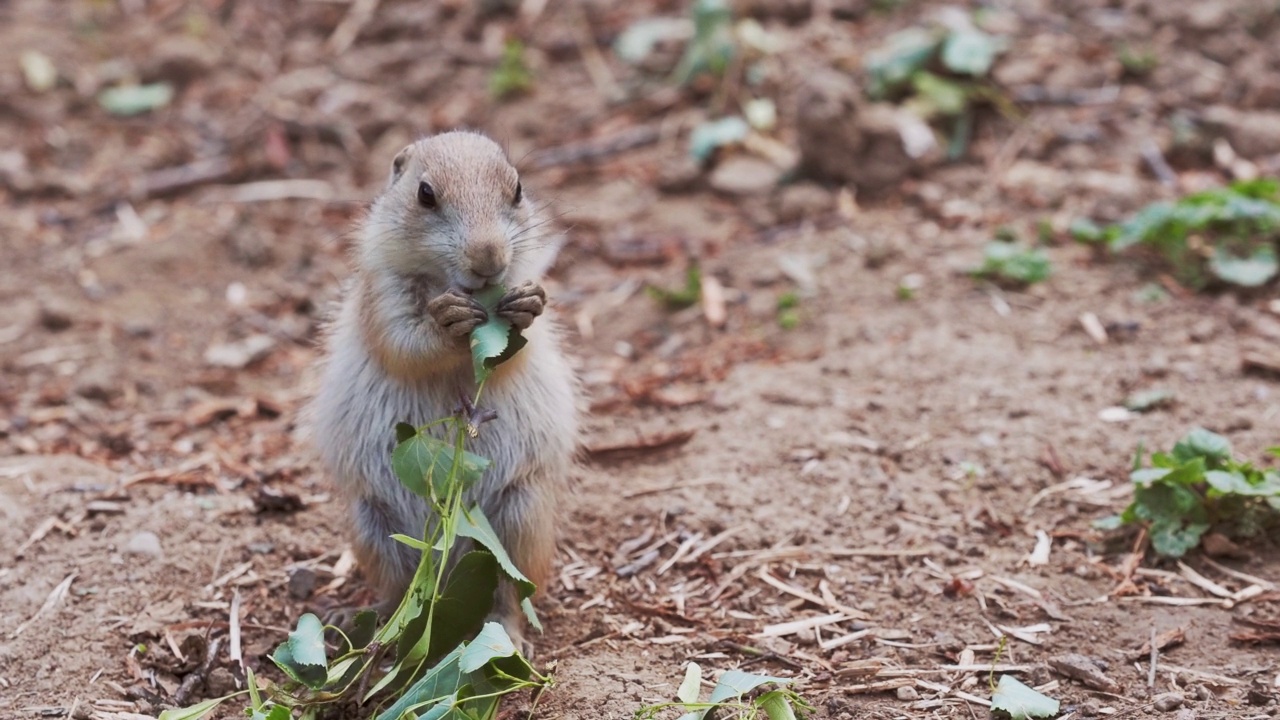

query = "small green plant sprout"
[672,0,735,85]
[990,675,1060,720]
[1096,428,1280,558]
[1072,178,1280,290]
[162,285,548,720]
[635,662,812,720]
[776,292,800,329]
[971,238,1052,287]
[649,263,703,310]
[863,13,1010,158]
[490,40,533,100]
[1117,43,1158,78]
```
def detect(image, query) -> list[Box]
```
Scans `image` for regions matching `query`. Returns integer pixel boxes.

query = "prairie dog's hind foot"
[427,289,488,337]
[496,282,545,330]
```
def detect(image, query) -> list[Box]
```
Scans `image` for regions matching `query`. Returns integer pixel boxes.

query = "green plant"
[1117,43,1158,77]
[776,292,800,329]
[972,240,1051,286]
[1096,428,1280,558]
[635,663,811,720]
[1072,179,1280,289]
[649,264,703,309]
[162,286,547,720]
[672,0,735,85]
[863,18,1009,159]
[490,40,533,99]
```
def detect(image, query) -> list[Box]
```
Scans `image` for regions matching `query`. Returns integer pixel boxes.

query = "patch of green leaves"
[1099,428,1280,557]
[673,0,735,85]
[649,264,703,309]
[1073,179,1280,289]
[864,17,1008,159]
[392,424,491,499]
[271,613,329,689]
[490,40,532,100]
[972,240,1052,287]
[636,663,812,720]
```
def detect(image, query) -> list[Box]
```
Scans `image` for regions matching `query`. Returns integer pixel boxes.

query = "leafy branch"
[161,285,544,720]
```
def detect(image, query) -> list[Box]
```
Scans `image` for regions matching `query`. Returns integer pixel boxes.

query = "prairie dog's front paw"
[496,282,546,330]
[427,289,488,337]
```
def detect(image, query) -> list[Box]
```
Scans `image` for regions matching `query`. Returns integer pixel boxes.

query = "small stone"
[774,182,834,223]
[1153,692,1185,712]
[288,568,318,600]
[204,334,276,369]
[1174,709,1195,720]
[125,531,163,559]
[708,156,783,196]
[896,685,919,701]
[38,301,74,332]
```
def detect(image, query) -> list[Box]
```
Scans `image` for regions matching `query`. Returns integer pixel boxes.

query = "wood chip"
[701,275,727,328]
[1130,626,1186,661]
[1079,312,1108,344]
[12,572,76,638]
[1048,653,1119,693]
[757,566,869,620]
[755,613,850,639]
[585,428,696,463]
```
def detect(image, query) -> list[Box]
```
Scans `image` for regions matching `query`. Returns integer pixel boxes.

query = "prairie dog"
[305,132,578,650]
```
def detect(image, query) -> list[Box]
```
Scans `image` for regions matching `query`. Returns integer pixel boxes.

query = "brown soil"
[2,1,1278,719]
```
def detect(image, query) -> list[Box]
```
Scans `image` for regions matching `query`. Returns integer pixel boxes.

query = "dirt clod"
[1154,692,1186,712]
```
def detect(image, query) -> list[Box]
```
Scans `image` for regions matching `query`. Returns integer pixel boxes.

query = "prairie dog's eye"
[513,180,522,207]
[417,181,437,210]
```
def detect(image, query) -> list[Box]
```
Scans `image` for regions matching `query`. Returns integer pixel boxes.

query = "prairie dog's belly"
[309,306,577,520]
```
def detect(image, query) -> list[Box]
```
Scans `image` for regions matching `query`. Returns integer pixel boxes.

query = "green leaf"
[374,646,466,720]
[391,533,434,551]
[520,596,543,633]
[940,29,1005,76]
[974,241,1052,285]
[1172,428,1232,465]
[455,505,536,602]
[707,670,790,703]
[990,674,1060,719]
[910,71,969,117]
[460,622,518,674]
[157,693,247,720]
[648,264,703,309]
[346,609,378,652]
[270,613,328,689]
[677,662,702,705]
[470,285,528,385]
[865,27,939,97]
[417,551,500,664]
[250,705,292,720]
[614,17,692,64]
[98,83,174,116]
[688,117,749,161]
[392,432,491,498]
[756,690,799,720]
[396,421,417,444]
[1092,515,1124,531]
[1149,517,1209,558]
[1209,245,1278,287]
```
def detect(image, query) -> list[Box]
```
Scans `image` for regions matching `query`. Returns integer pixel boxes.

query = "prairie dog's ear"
[388,145,413,186]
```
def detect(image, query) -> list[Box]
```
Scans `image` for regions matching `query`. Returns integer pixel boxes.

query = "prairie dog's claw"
[428,289,488,337]
[496,282,546,331]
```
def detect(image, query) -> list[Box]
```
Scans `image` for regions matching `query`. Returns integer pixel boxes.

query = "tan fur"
[303,131,578,653]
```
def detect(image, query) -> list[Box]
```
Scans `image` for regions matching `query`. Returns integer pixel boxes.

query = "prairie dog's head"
[360,132,557,290]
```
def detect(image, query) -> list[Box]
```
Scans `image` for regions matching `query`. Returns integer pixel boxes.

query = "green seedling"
[490,40,533,99]
[864,17,1010,159]
[649,264,703,309]
[1117,43,1158,77]
[1096,428,1280,558]
[776,292,800,329]
[972,240,1052,286]
[164,287,546,719]
[1073,179,1280,289]
[672,0,735,85]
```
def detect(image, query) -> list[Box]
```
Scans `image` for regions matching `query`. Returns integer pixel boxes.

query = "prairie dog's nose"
[466,236,509,279]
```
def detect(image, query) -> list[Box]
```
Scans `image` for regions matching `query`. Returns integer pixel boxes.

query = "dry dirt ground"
[2,1,1279,719]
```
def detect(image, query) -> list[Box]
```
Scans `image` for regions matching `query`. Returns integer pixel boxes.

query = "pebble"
[288,568,318,600]
[204,334,276,369]
[896,685,920,701]
[1153,692,1185,712]
[125,531,163,559]
[708,156,783,196]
